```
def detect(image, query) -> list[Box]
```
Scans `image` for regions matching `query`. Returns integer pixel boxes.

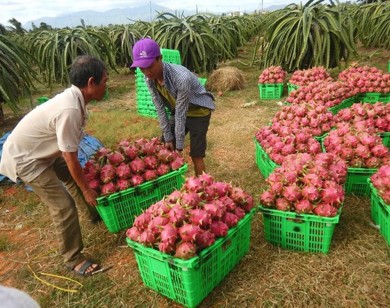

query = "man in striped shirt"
[131,38,215,176]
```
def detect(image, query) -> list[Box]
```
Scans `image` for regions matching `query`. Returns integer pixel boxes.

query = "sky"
[0,0,292,25]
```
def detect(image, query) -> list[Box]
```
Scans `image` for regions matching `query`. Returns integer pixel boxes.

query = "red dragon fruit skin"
[174,242,197,260]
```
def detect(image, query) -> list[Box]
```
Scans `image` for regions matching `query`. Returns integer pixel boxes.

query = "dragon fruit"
[178,224,202,242]
[169,205,188,226]
[117,178,131,191]
[156,164,171,176]
[195,230,216,249]
[101,182,117,195]
[116,163,131,179]
[210,221,229,238]
[174,242,197,260]
[126,227,141,242]
[107,151,125,166]
[189,209,211,227]
[160,224,178,245]
[130,157,146,174]
[100,164,116,184]
[143,169,158,182]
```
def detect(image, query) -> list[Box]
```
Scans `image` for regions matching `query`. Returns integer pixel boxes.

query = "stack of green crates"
[136,49,181,118]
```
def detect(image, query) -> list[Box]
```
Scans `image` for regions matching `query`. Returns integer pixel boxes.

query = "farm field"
[0,41,390,307]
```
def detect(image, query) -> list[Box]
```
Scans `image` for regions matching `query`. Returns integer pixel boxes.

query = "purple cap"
[131,38,161,68]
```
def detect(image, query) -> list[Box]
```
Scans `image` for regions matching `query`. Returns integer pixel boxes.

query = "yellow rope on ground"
[28,265,83,293]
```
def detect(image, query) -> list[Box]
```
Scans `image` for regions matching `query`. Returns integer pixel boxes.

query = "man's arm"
[62,151,98,206]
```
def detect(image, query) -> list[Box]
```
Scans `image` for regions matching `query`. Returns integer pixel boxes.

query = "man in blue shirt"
[131,38,215,176]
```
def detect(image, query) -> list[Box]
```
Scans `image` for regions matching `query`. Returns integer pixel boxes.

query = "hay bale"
[206,66,246,92]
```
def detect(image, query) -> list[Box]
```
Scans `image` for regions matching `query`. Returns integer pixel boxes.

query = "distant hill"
[23,4,196,29]
[263,4,289,11]
[23,4,286,29]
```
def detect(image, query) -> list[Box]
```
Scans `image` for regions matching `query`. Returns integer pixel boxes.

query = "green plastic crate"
[379,93,390,103]
[357,92,381,103]
[161,48,181,64]
[368,181,390,245]
[368,179,380,225]
[380,132,390,148]
[345,167,377,196]
[96,165,188,233]
[258,206,342,254]
[328,96,356,115]
[36,96,49,104]
[254,139,279,178]
[198,78,207,86]
[258,83,284,100]
[126,211,254,307]
[287,83,299,95]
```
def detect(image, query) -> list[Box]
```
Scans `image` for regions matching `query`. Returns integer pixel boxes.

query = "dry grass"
[206,66,246,93]
[0,41,390,307]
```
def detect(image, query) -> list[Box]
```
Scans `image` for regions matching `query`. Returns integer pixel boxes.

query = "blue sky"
[1,0,293,25]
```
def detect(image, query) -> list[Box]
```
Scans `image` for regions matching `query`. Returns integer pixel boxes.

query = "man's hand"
[165,141,175,151]
[63,151,98,207]
[82,188,98,207]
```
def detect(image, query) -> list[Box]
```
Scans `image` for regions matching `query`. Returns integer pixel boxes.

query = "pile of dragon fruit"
[83,137,185,196]
[338,65,390,93]
[270,103,335,137]
[335,102,390,132]
[285,80,356,107]
[260,153,347,217]
[126,173,254,259]
[288,66,332,86]
[255,125,322,165]
[323,122,390,168]
[370,165,390,204]
[258,66,287,84]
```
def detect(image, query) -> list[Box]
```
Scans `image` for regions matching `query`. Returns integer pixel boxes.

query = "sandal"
[71,260,101,276]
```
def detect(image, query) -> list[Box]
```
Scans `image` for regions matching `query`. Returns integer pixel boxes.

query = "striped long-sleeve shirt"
[145,62,215,150]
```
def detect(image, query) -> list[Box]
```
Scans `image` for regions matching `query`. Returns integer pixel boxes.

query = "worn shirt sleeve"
[55,108,83,152]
